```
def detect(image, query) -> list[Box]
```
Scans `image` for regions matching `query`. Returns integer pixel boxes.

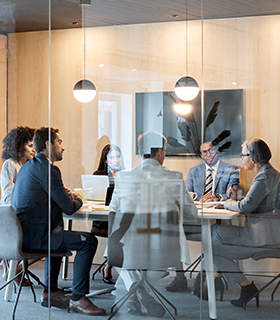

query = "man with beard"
[11,127,105,316]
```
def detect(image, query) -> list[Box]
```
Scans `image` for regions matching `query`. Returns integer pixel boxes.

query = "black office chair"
[0,205,72,319]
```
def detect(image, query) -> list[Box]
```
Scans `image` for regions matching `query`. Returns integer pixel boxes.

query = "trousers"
[212,224,276,286]
[44,230,98,295]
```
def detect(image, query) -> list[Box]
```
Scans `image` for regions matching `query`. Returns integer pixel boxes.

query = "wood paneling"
[7,15,280,192]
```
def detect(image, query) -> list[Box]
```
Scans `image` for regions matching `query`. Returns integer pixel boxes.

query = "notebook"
[81,175,109,201]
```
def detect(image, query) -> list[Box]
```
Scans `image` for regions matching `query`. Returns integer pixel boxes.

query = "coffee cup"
[189,191,198,201]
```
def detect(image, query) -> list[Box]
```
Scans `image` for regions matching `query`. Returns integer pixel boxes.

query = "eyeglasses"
[201,147,216,156]
[240,153,250,159]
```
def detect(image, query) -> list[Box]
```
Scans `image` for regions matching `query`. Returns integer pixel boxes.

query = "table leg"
[202,220,217,320]
[62,219,72,279]
[4,260,18,301]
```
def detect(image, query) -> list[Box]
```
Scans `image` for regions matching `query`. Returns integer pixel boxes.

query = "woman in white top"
[0,126,35,285]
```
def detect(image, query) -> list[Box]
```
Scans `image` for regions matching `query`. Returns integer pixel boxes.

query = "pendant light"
[174,0,199,101]
[73,0,96,103]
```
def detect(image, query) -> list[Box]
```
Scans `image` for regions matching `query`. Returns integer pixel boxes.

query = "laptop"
[81,175,109,201]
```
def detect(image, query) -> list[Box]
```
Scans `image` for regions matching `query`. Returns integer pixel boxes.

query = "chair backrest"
[108,174,189,270]
[0,205,25,260]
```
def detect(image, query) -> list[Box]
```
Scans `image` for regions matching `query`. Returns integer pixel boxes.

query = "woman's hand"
[226,187,238,200]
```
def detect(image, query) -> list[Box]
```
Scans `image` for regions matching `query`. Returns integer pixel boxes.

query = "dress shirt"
[205,159,220,195]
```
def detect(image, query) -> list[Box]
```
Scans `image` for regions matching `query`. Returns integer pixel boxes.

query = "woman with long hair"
[92,144,125,284]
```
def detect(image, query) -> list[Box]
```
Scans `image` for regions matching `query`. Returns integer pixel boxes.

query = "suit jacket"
[185,160,239,200]
[11,153,82,252]
[224,163,280,248]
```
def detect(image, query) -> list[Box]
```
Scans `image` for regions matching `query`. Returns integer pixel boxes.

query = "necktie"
[204,168,213,195]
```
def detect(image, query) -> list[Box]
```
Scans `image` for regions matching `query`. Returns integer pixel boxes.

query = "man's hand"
[226,187,238,200]
[65,187,81,200]
[200,194,219,203]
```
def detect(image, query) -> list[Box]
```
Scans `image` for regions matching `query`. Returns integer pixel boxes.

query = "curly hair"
[2,126,35,161]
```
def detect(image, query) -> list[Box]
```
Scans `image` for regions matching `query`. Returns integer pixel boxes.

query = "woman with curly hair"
[0,126,35,286]
[1,126,35,204]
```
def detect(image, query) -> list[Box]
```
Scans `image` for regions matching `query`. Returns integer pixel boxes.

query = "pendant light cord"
[186,0,188,76]
[83,5,85,79]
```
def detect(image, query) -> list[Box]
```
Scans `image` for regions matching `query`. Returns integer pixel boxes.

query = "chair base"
[92,259,107,280]
[0,260,69,320]
[108,271,177,320]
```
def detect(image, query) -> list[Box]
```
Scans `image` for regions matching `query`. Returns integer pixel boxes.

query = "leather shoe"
[127,293,142,315]
[137,288,165,317]
[41,291,71,309]
[70,296,106,315]
[165,276,188,292]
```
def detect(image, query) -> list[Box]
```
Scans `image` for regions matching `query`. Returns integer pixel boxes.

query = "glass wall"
[1,1,280,319]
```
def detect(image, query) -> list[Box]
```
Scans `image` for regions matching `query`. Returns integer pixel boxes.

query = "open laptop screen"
[81,175,109,201]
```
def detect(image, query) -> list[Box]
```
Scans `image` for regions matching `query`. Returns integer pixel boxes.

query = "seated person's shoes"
[41,291,71,309]
[165,276,188,292]
[127,293,142,315]
[137,288,165,317]
[69,296,106,315]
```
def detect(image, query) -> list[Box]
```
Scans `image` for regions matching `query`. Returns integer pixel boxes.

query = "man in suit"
[186,141,239,202]
[108,131,195,317]
[165,140,240,292]
[11,127,105,316]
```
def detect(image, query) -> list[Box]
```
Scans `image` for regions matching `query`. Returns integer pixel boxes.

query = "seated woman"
[0,126,35,286]
[211,139,280,307]
[91,144,125,284]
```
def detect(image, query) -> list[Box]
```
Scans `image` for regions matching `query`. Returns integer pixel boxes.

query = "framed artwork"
[135,89,243,157]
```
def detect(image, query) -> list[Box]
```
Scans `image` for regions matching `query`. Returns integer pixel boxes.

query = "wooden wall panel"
[0,34,7,179]
[6,15,280,192]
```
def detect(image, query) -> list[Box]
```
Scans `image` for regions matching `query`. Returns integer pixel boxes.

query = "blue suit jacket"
[11,153,82,252]
[185,160,239,200]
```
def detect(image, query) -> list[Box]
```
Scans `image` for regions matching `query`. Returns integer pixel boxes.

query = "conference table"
[4,201,238,319]
[62,201,239,320]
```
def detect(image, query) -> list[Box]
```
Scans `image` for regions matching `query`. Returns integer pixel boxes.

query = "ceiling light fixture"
[174,0,199,101]
[174,102,192,115]
[73,1,96,103]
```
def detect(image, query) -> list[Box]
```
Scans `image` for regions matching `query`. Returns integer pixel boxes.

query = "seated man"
[186,140,239,202]
[165,140,240,292]
[11,127,105,316]
[108,131,196,317]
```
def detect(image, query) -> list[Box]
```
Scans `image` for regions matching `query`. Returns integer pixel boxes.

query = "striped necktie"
[204,168,213,195]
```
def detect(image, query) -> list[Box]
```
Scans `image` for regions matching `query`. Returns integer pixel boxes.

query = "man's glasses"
[201,147,217,156]
[240,153,250,159]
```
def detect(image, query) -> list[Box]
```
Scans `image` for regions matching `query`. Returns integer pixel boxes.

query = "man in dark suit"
[186,141,239,202]
[11,127,105,316]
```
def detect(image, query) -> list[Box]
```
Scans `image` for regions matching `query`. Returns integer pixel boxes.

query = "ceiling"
[0,0,280,34]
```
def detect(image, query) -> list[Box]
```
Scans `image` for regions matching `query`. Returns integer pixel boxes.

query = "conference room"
[1,1,280,319]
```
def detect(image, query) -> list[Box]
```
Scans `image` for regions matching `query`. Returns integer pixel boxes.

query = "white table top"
[197,207,239,220]
[63,201,109,221]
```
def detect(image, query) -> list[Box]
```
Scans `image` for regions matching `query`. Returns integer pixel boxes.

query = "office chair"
[0,205,71,319]
[107,176,188,320]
